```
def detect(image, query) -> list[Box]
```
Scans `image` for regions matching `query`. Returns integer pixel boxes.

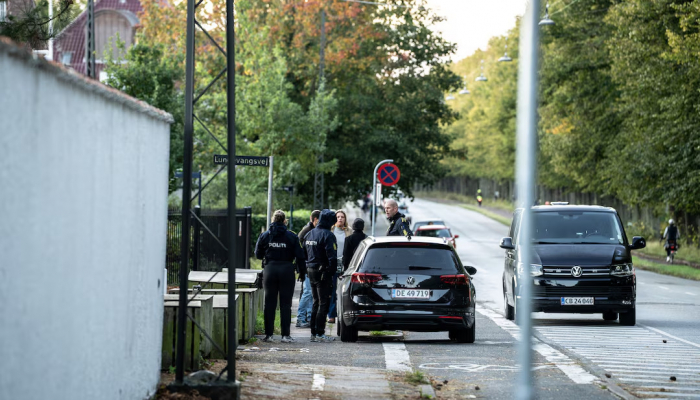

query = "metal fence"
[165,207,253,286]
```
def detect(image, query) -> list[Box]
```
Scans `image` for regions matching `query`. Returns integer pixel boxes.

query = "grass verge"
[633,256,700,281]
[404,369,430,386]
[255,310,281,335]
[636,241,700,266]
[460,204,512,226]
[370,330,399,336]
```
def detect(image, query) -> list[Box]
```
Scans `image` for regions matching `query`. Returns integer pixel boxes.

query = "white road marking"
[383,342,412,372]
[659,286,670,290]
[534,322,700,398]
[311,373,325,391]
[686,292,697,296]
[476,307,598,384]
[639,324,700,350]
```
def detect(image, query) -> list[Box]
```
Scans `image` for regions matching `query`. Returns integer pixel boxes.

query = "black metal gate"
[165,206,252,286]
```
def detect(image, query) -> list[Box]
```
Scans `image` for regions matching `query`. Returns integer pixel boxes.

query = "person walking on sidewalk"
[303,209,338,342]
[296,210,320,328]
[328,210,351,324]
[255,210,306,343]
[343,218,367,271]
[384,199,413,237]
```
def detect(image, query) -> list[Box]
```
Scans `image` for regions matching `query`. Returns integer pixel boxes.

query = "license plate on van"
[392,289,430,299]
[561,297,594,305]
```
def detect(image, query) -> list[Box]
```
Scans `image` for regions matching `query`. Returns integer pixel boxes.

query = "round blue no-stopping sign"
[378,163,400,186]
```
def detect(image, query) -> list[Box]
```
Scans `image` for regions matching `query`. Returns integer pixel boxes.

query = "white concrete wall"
[0,39,173,400]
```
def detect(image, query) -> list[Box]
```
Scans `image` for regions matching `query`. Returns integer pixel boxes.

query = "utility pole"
[313,9,326,210]
[86,0,95,78]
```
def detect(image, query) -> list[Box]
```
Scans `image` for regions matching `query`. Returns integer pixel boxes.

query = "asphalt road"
[405,197,700,399]
[242,199,700,399]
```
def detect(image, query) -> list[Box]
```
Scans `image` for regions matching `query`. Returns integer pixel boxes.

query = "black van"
[500,205,646,326]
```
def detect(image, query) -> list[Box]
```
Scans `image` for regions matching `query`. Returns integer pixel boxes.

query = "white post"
[371,159,393,237]
[47,0,54,61]
[266,156,274,225]
[515,0,540,399]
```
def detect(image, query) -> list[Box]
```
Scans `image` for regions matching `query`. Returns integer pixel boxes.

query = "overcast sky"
[424,0,529,62]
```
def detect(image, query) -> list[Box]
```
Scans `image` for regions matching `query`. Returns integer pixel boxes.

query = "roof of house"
[53,0,142,75]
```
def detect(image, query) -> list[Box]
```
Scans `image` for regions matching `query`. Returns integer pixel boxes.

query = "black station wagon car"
[337,236,477,343]
[500,205,646,326]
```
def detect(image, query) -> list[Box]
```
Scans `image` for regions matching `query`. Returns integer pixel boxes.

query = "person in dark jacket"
[298,210,321,244]
[302,209,337,342]
[384,199,413,237]
[255,210,306,343]
[343,218,367,271]
[296,210,320,328]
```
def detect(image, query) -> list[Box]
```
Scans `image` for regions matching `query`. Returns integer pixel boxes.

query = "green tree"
[103,38,184,193]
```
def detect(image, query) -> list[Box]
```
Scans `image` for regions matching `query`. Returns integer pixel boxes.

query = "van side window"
[510,211,522,244]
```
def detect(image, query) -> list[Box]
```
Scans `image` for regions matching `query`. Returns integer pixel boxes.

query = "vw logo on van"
[571,266,583,277]
[406,276,416,286]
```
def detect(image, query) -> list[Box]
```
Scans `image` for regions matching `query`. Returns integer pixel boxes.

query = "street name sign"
[213,155,269,167]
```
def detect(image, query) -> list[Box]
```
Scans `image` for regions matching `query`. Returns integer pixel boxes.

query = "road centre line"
[588,358,700,365]
[312,373,325,391]
[383,342,412,372]
[598,365,700,373]
[636,391,700,398]
[476,307,598,384]
[638,324,700,350]
[602,368,700,377]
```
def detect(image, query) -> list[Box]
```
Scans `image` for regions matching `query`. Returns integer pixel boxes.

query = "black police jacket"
[255,222,306,275]
[303,209,338,272]
[387,212,413,237]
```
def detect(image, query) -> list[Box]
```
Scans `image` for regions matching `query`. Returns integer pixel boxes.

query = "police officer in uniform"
[384,199,413,237]
[255,210,306,343]
[303,209,337,342]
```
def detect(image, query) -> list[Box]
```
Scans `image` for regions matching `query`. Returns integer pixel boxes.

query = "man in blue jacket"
[302,209,338,342]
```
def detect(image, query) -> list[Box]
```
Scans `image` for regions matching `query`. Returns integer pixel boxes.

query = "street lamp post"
[371,159,393,237]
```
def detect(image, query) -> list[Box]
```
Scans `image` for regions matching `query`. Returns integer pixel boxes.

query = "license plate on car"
[392,289,430,299]
[561,297,594,305]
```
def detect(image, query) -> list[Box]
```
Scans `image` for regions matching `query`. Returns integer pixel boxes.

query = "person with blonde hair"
[255,210,306,342]
[327,209,351,324]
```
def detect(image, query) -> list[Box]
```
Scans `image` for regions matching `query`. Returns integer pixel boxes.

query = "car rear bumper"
[532,295,635,314]
[343,309,475,332]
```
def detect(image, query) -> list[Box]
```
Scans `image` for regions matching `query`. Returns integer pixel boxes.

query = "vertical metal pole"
[226,0,238,384]
[313,10,327,210]
[47,0,53,61]
[515,1,540,399]
[86,0,95,78]
[198,171,202,208]
[192,206,201,272]
[290,188,294,231]
[175,0,196,383]
[371,159,393,237]
[267,156,274,225]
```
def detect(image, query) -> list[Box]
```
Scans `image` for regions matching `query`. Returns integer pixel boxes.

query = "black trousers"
[263,261,296,337]
[308,268,333,336]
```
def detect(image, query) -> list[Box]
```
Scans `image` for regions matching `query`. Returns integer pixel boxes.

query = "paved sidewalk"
[238,361,428,399]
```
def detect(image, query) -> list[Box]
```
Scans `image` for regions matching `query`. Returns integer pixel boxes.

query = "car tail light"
[351,273,382,284]
[440,274,469,285]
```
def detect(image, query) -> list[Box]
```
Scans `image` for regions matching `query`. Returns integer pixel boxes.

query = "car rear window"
[532,211,624,244]
[415,228,451,238]
[358,244,460,274]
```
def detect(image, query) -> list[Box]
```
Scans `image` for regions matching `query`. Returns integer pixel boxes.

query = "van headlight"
[611,263,634,277]
[518,262,543,277]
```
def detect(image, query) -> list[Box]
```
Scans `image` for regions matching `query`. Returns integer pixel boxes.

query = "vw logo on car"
[406,276,415,286]
[571,266,583,277]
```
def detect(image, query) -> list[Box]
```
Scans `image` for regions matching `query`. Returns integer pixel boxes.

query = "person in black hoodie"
[302,209,337,342]
[255,210,306,343]
[343,218,367,271]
